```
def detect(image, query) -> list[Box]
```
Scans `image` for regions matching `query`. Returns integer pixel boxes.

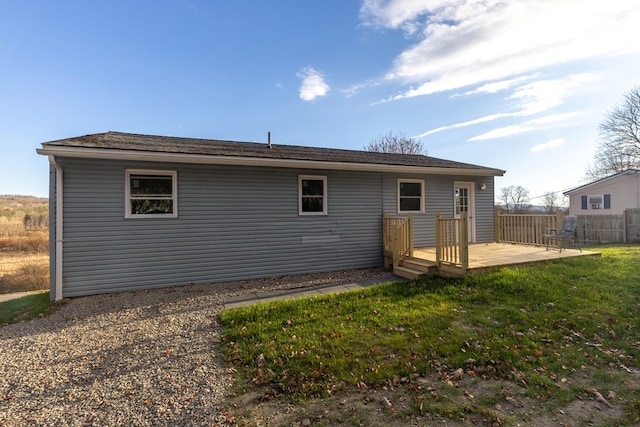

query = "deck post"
[494,209,501,242]
[408,213,414,258]
[555,210,563,231]
[460,211,469,272]
[383,212,388,252]
[391,225,398,269]
[435,212,442,268]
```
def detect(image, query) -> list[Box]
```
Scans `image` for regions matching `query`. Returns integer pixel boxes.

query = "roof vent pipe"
[268,131,272,149]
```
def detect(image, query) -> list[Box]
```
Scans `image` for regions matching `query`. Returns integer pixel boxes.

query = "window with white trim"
[126,170,177,218]
[398,179,424,213]
[589,195,603,210]
[299,175,327,215]
[581,194,611,210]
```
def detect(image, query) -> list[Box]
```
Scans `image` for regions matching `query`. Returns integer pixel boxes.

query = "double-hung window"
[581,194,611,210]
[589,195,603,210]
[126,170,177,218]
[398,179,425,213]
[299,175,327,215]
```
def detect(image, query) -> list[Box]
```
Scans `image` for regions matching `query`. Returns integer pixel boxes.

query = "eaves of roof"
[563,169,640,195]
[37,131,506,177]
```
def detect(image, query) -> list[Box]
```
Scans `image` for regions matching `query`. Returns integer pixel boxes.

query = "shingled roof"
[38,131,504,176]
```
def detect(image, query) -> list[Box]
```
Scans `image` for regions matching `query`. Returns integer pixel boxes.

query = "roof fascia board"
[37,146,505,177]
[564,169,640,195]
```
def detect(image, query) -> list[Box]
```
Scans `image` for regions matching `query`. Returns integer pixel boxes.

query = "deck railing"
[383,214,413,268]
[436,212,468,272]
[495,211,563,246]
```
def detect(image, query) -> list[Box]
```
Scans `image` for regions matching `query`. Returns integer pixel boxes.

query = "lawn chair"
[544,215,581,252]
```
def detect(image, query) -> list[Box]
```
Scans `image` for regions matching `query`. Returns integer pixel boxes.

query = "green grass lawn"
[221,246,640,425]
[0,292,63,325]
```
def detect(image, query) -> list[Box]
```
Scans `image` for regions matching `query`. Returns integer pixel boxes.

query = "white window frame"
[397,179,425,214]
[588,194,603,210]
[299,175,328,216]
[125,169,178,218]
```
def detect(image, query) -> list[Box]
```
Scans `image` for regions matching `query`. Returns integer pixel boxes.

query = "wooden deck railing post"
[555,210,563,232]
[391,223,399,269]
[436,212,442,268]
[383,213,387,252]
[460,211,469,272]
[408,213,414,258]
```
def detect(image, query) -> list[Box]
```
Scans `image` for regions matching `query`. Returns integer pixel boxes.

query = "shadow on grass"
[0,292,64,325]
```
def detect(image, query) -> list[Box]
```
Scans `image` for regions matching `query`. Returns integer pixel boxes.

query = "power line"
[527,188,573,202]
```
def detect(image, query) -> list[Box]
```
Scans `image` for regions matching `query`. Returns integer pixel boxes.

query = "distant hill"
[0,196,48,211]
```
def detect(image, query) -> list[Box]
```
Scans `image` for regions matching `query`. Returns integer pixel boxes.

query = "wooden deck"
[412,243,600,276]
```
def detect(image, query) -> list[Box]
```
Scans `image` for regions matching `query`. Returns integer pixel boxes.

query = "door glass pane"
[455,187,468,215]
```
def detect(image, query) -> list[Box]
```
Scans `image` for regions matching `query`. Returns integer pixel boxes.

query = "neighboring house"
[564,169,640,216]
[37,132,504,300]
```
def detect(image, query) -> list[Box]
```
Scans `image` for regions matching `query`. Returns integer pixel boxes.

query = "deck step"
[393,265,426,280]
[401,257,437,271]
[392,257,437,280]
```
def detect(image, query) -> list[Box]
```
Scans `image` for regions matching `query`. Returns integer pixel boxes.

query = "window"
[398,179,424,213]
[581,194,611,210]
[299,175,327,215]
[126,170,177,218]
[589,195,603,210]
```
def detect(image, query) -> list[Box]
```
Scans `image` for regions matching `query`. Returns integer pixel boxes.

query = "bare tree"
[542,192,559,214]
[364,131,427,155]
[499,185,530,213]
[585,86,640,180]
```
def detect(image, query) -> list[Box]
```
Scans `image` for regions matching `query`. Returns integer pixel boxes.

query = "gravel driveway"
[0,268,392,426]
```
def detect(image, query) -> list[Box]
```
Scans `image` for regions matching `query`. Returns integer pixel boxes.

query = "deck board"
[413,243,600,274]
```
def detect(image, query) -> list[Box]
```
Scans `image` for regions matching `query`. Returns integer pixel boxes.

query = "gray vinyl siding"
[54,158,497,297]
[474,177,496,242]
[57,158,384,297]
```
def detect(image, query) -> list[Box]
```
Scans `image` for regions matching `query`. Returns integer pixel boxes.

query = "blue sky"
[1,0,639,204]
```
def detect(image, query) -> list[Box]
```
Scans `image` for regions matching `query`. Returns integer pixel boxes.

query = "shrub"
[0,261,49,293]
[0,232,49,253]
[23,213,48,230]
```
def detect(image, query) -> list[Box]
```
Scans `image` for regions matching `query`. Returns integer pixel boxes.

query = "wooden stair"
[393,257,437,280]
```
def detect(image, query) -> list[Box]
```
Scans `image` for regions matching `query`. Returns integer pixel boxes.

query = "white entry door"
[454,182,476,243]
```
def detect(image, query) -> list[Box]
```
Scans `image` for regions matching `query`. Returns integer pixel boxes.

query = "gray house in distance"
[37,132,505,300]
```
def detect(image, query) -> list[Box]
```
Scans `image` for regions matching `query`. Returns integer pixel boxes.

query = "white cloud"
[458,74,538,96]
[468,112,581,141]
[508,74,595,116]
[359,0,441,32]
[416,75,593,138]
[415,112,511,138]
[360,0,640,99]
[344,80,379,98]
[531,138,565,152]
[297,67,330,101]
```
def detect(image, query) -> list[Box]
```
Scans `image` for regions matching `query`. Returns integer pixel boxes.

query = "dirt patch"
[223,368,637,426]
